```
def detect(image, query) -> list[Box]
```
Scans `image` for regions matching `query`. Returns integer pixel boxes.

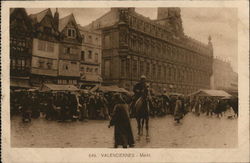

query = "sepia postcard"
[1,0,249,163]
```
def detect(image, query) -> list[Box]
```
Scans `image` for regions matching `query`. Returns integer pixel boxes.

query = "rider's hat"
[140,75,146,79]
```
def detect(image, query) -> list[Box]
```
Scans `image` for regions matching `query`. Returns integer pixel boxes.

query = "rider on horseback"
[130,75,148,117]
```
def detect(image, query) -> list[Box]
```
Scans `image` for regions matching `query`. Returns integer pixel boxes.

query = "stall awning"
[39,84,79,92]
[81,75,102,82]
[189,89,231,97]
[91,85,130,94]
[10,79,31,89]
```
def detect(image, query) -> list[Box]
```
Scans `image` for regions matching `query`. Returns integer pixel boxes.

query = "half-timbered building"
[10,8,33,89]
[29,8,60,86]
[57,13,82,85]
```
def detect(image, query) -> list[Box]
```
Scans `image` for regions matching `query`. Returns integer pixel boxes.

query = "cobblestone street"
[11,111,237,148]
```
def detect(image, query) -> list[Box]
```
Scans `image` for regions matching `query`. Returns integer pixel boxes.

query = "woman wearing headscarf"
[109,93,135,148]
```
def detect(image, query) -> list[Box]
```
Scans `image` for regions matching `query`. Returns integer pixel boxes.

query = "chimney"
[54,8,59,31]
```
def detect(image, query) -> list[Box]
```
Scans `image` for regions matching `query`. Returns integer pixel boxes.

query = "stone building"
[78,25,102,87]
[57,13,82,85]
[85,8,213,94]
[29,8,60,86]
[10,8,33,89]
[212,57,238,91]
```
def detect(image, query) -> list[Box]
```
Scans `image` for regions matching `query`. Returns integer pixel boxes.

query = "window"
[88,35,92,42]
[80,66,85,71]
[104,60,110,77]
[163,66,167,80]
[82,35,85,43]
[26,59,30,68]
[38,60,45,68]
[38,40,46,51]
[44,27,52,34]
[121,59,125,77]
[66,47,70,54]
[88,50,92,59]
[47,42,54,52]
[152,64,156,79]
[81,51,85,60]
[38,40,54,52]
[21,60,25,69]
[146,63,150,77]
[104,35,111,48]
[132,60,137,78]
[67,29,76,38]
[47,61,52,69]
[140,61,144,76]
[12,59,16,69]
[126,59,130,77]
[95,53,98,62]
[95,68,98,74]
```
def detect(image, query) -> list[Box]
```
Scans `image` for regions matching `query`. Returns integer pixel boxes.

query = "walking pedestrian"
[109,93,135,148]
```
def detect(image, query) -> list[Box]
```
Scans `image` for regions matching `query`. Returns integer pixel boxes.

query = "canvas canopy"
[189,89,231,97]
[10,80,31,89]
[91,85,130,94]
[39,84,79,92]
[169,92,184,96]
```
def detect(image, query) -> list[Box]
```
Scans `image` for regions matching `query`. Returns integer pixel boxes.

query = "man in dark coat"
[130,75,148,117]
[21,92,32,122]
[174,96,184,123]
[109,93,135,148]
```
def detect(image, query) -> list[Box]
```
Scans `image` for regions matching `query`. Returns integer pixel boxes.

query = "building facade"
[57,13,82,85]
[29,8,60,86]
[10,8,33,89]
[86,8,213,94]
[78,26,102,86]
[212,58,238,91]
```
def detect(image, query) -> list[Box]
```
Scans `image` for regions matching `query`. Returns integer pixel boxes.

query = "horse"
[134,95,150,141]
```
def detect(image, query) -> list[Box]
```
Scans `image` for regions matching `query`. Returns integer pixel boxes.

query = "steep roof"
[58,13,77,32]
[29,8,52,23]
[10,8,29,18]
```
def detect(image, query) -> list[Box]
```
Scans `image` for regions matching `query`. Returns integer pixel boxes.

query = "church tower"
[156,7,184,36]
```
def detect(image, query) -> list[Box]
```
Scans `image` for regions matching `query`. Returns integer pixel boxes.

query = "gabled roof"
[29,8,52,23]
[59,13,77,32]
[10,8,29,18]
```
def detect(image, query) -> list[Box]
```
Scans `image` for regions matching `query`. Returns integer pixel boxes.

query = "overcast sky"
[25,8,238,72]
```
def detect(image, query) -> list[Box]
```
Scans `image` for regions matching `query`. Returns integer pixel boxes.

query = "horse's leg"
[141,118,144,136]
[146,117,150,142]
[136,118,141,136]
[136,118,141,141]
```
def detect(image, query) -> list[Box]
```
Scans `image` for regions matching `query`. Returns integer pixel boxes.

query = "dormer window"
[44,27,52,34]
[67,28,76,38]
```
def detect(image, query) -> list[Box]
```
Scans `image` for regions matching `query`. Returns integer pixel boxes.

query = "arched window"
[82,35,85,43]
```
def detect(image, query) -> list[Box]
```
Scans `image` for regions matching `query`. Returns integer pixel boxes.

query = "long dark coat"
[109,104,135,147]
[174,99,183,120]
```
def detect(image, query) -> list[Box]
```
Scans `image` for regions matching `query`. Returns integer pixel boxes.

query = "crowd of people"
[10,88,238,123]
